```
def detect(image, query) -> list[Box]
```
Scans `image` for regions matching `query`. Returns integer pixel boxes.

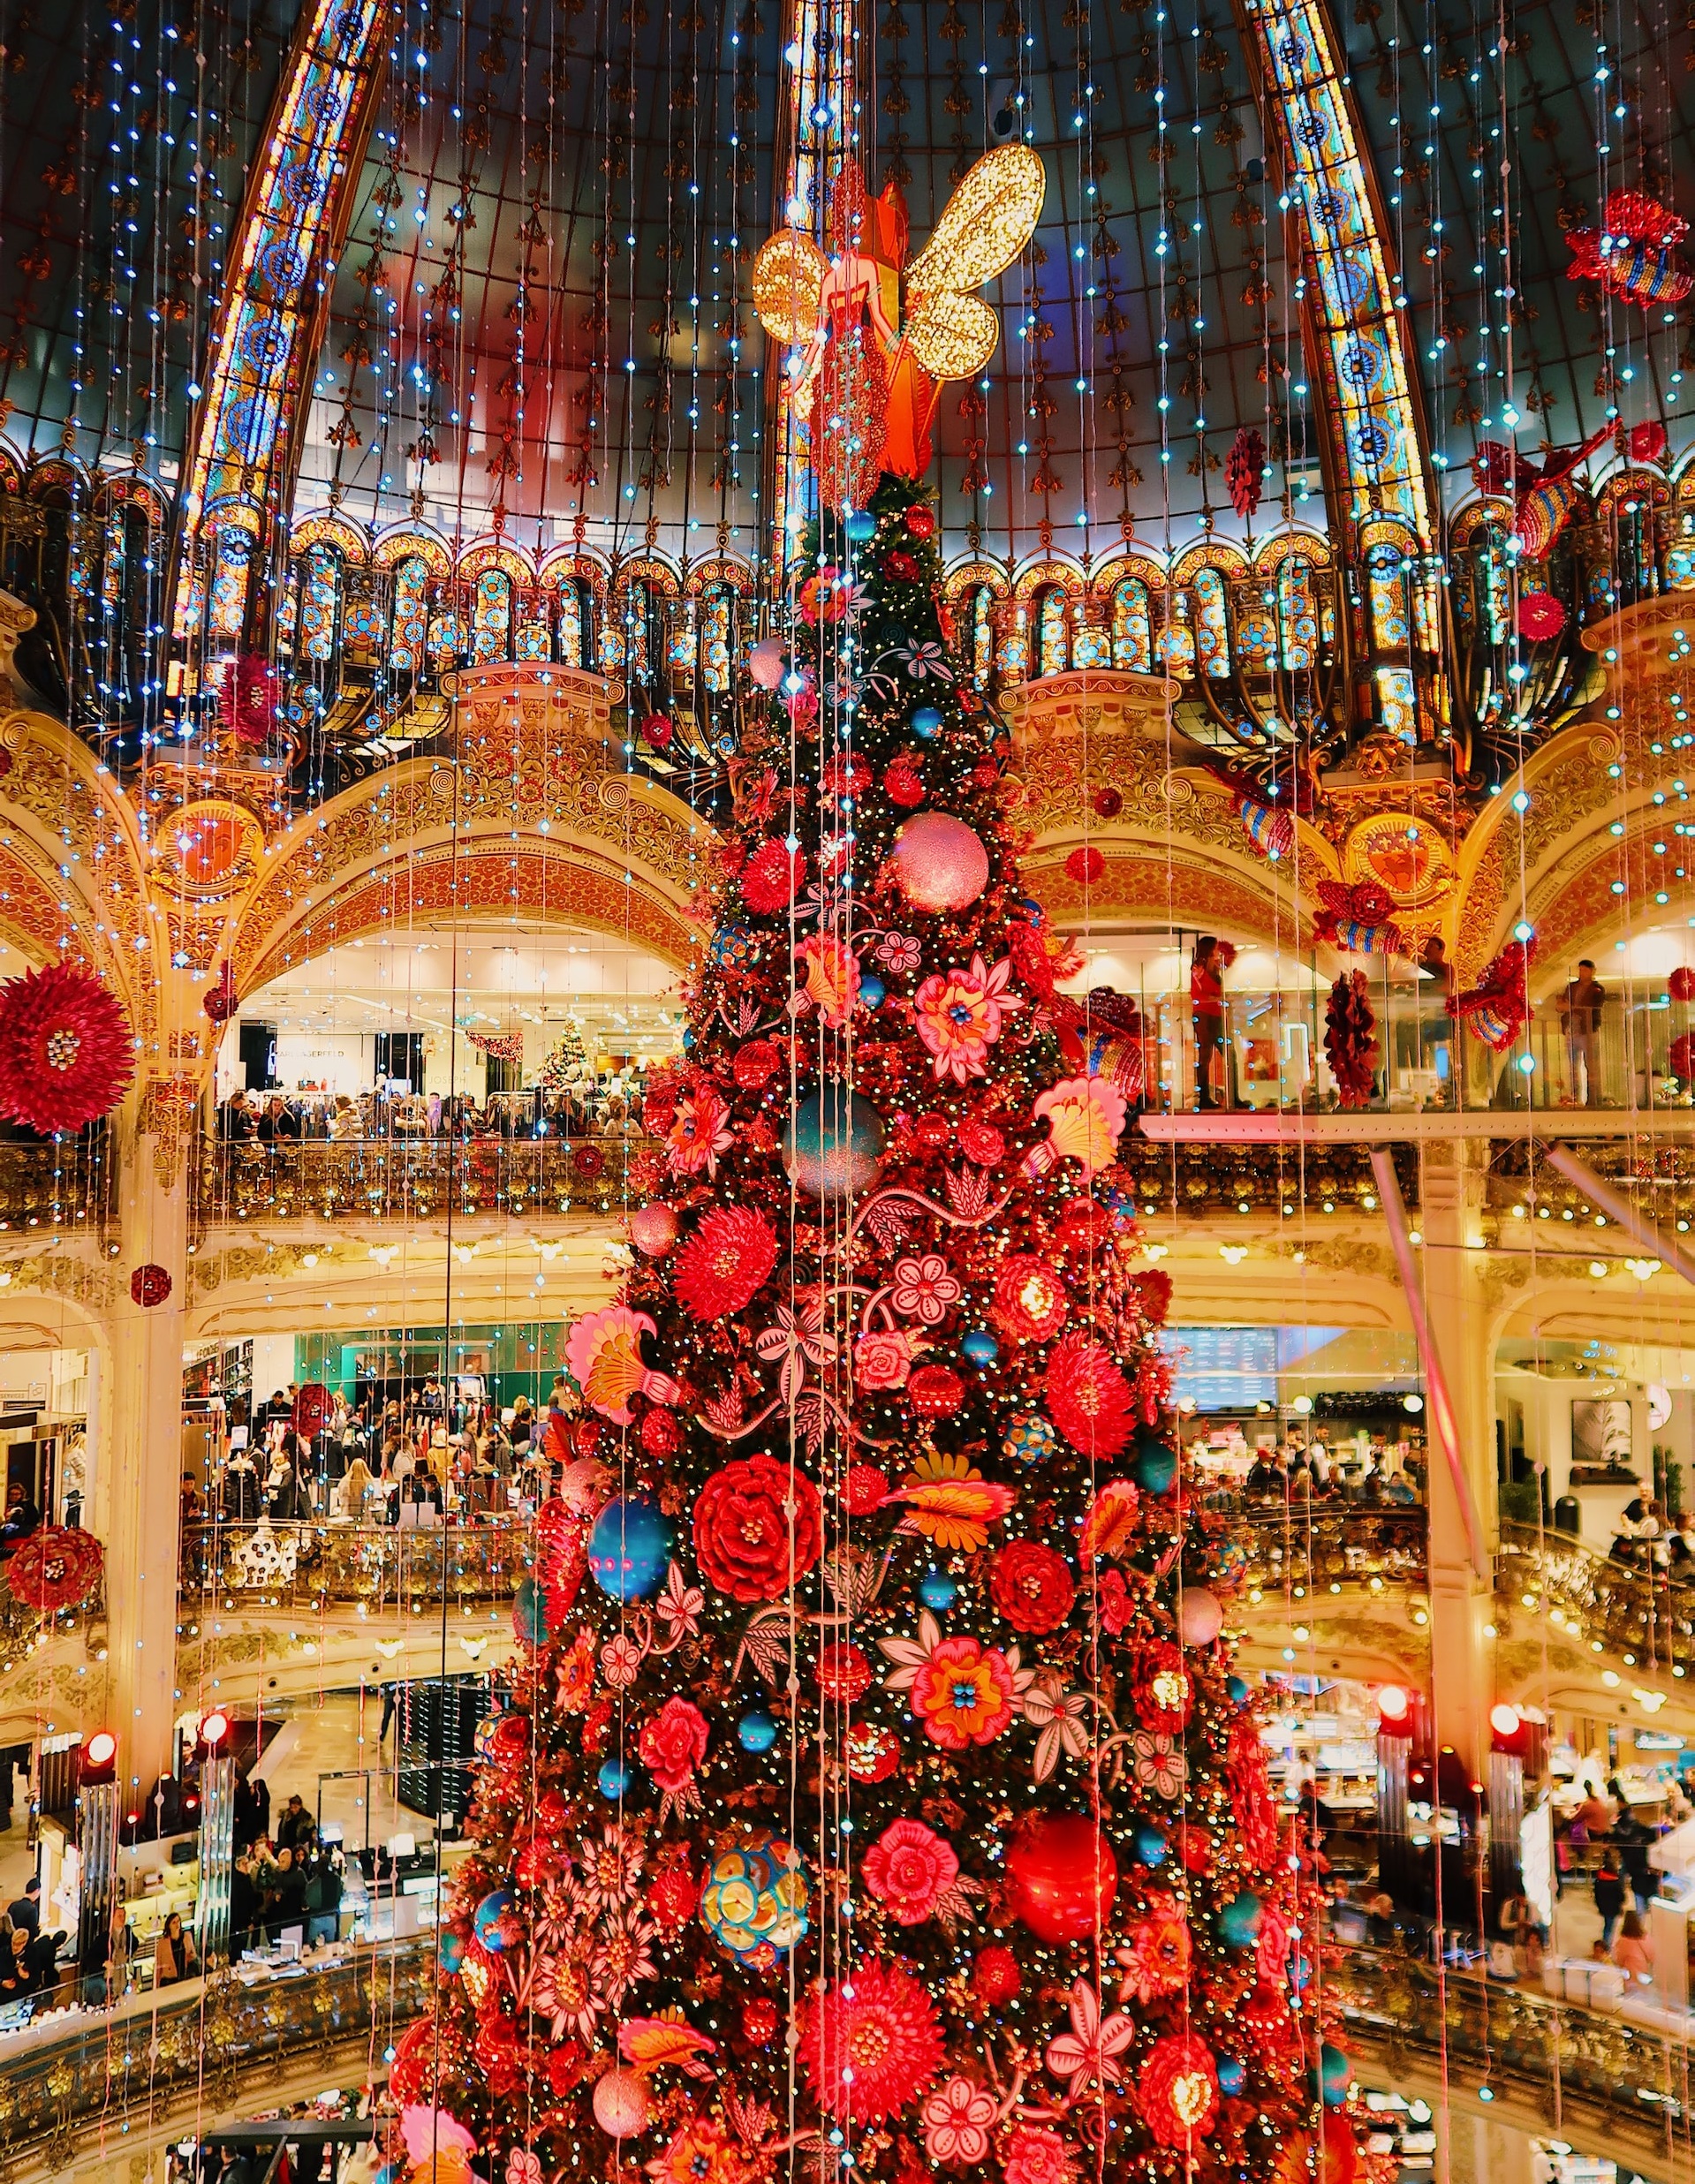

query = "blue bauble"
[1227,1673,1250,1706]
[858,972,886,1009]
[738,1712,778,1754]
[710,923,756,971]
[844,509,877,540]
[912,705,944,738]
[473,1887,517,1953]
[598,1759,632,1800]
[919,1572,957,1610]
[1133,1430,1178,1495]
[1219,1890,1263,1948]
[512,1576,549,1646]
[1004,1412,1058,1466]
[437,1928,465,1976]
[1216,2056,1246,2098]
[1131,1821,1169,1866]
[782,1086,884,1199]
[962,1330,999,1367]
[587,1494,672,1601]
[1319,2043,1351,2105]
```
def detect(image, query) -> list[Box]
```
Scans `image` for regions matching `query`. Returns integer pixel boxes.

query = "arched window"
[1276,558,1318,669]
[1110,579,1152,672]
[473,569,513,662]
[1193,567,1230,677]
[1071,611,1109,669]
[997,606,1031,682]
[669,601,698,687]
[390,555,429,672]
[299,543,342,661]
[971,586,995,687]
[515,594,551,659]
[557,580,586,669]
[1160,589,1197,676]
[700,586,732,692]
[1037,586,1068,676]
[1366,544,1409,652]
[209,528,254,641]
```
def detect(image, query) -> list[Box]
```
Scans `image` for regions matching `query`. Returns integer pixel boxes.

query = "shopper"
[1191,935,1230,1111]
[154,1910,198,1986]
[1560,958,1607,1107]
[1594,1849,1628,1949]
[1615,1908,1655,1987]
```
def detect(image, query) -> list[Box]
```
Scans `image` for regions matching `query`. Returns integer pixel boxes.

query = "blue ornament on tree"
[1319,2044,1351,2105]
[912,705,944,738]
[1131,1821,1169,1866]
[858,972,886,1009]
[782,1086,884,1198]
[473,1888,517,1953]
[598,1759,632,1800]
[844,509,877,540]
[1003,1413,1058,1466]
[437,1927,465,1975]
[1216,2056,1246,2097]
[512,1576,550,1646]
[919,1572,957,1610]
[738,1712,778,1753]
[1133,1429,1178,1495]
[962,1330,999,1367]
[710,923,756,971]
[1227,1674,1250,1706]
[1219,1890,1264,1948]
[587,1495,671,1601]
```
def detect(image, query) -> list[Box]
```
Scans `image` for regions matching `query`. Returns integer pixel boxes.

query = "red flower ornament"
[1136,2033,1219,2149]
[803,1960,944,2124]
[1044,1335,1135,1459]
[692,1455,823,1603]
[3,1524,102,1614]
[639,1697,709,1794]
[0,965,133,1135]
[861,1817,958,1924]
[741,836,805,914]
[130,1263,172,1307]
[989,1540,1077,1635]
[674,1205,779,1320]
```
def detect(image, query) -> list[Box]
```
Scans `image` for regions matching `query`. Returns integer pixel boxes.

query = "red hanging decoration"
[3,1525,102,1615]
[229,651,284,746]
[1312,880,1405,957]
[1323,971,1378,1107]
[1449,937,1534,1052]
[1670,967,1695,1003]
[1566,190,1694,307]
[1516,592,1567,643]
[1226,426,1267,519]
[203,962,239,1024]
[0,964,134,1135]
[130,1263,172,1307]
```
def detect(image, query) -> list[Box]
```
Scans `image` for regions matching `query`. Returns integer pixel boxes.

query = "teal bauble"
[512,1576,550,1646]
[598,1759,632,1799]
[738,1712,778,1753]
[1131,1821,1168,1866]
[782,1086,884,1198]
[1004,1413,1058,1466]
[844,509,877,540]
[919,1572,957,1609]
[963,1330,999,1366]
[1319,2044,1351,2105]
[587,1495,671,1600]
[1133,1430,1178,1495]
[700,1832,811,1962]
[1219,1890,1263,1948]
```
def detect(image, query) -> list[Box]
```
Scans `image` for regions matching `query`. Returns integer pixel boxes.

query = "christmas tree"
[397,471,1362,2184]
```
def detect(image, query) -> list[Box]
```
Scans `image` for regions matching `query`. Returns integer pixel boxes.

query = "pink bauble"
[631,1204,679,1258]
[891,812,990,913]
[1178,1587,1224,1647]
[1006,1812,1118,1944]
[748,638,787,691]
[593,2070,650,2138]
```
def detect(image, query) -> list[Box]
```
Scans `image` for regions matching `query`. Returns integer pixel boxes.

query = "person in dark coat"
[1594,1850,1628,1948]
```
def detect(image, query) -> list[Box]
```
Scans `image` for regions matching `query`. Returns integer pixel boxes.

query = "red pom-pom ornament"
[0,965,133,1135]
[130,1263,172,1307]
[1670,967,1695,1003]
[1516,592,1567,643]
[904,504,937,540]
[1065,844,1106,885]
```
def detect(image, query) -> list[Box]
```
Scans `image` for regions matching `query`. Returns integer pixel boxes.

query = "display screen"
[1160,1326,1277,1410]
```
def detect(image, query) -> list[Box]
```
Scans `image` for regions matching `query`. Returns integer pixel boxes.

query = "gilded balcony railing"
[1222,1504,1431,1597]
[182,1517,534,1611]
[0,1135,117,1239]
[0,1935,432,2163]
[1496,1519,1695,1676]
[191,1132,658,1225]
[0,1569,104,1668]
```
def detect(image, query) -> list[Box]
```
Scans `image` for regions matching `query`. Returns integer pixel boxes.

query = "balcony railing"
[183,1516,534,1610]
[0,1568,103,1666]
[0,1135,117,1238]
[192,1131,659,1225]
[0,1934,431,2163]
[1497,1519,1695,1675]
[1224,1505,1431,1597]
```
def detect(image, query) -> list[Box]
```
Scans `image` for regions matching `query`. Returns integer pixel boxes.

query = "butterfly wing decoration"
[902,144,1047,382]
[752,230,829,344]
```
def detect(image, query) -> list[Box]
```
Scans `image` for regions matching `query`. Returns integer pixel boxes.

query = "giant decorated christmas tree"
[392,163,1363,2177]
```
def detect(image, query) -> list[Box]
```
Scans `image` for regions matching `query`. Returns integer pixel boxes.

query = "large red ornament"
[3,1524,102,1614]
[230,651,284,746]
[291,1382,332,1437]
[130,1264,172,1307]
[0,965,133,1135]
[203,963,239,1024]
[1137,2032,1220,2149]
[692,1456,823,1602]
[673,1205,779,1321]
[1566,190,1693,306]
[1670,967,1695,1003]
[1005,1812,1118,1943]
[1227,426,1267,519]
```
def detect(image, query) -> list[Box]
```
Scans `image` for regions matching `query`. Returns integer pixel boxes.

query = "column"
[91,1100,193,1809]
[1415,1138,1498,1779]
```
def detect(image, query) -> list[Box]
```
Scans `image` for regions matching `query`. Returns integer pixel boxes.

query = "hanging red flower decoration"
[229,652,283,746]
[1227,426,1267,520]
[1093,786,1124,820]
[741,837,805,914]
[692,1455,823,1602]
[638,1697,709,1793]
[972,1945,1022,2005]
[0,965,134,1135]
[1672,1032,1695,1078]
[203,964,239,1024]
[844,1463,890,1515]
[1135,1641,1193,1732]
[1064,844,1106,885]
[674,1205,779,1320]
[1132,1267,1174,1326]
[803,1961,945,2124]
[1671,967,1695,1003]
[989,1539,1077,1635]
[1044,1335,1135,1458]
[130,1263,172,1307]
[884,550,920,582]
[884,757,926,807]
[993,1254,1070,1341]
[1137,2033,1220,2148]
[572,1144,606,1180]
[3,1524,102,1614]
[1323,971,1377,1108]
[1517,592,1567,643]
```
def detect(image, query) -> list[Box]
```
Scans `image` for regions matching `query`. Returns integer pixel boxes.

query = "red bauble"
[733,1038,783,1087]
[815,1641,873,1704]
[3,1524,102,1613]
[1005,1812,1118,1943]
[130,1263,172,1307]
[0,965,133,1135]
[640,713,675,752]
[904,504,937,540]
[1673,1032,1695,1078]
[1671,967,1695,1003]
[972,1944,1022,2005]
[693,1455,824,1602]
[640,1409,680,1458]
[845,1722,902,1782]
[1093,787,1124,820]
[742,1997,782,2044]
[1516,592,1567,643]
[674,1205,779,1320]
[884,758,926,807]
[1064,844,1106,885]
[908,1364,965,1418]
[844,1464,890,1515]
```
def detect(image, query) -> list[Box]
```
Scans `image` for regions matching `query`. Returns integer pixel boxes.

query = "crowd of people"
[1235,1436,1426,1508]
[196,1376,575,1541]
[216,1084,643,1145]
[0,1876,67,2008]
[229,1782,345,1956]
